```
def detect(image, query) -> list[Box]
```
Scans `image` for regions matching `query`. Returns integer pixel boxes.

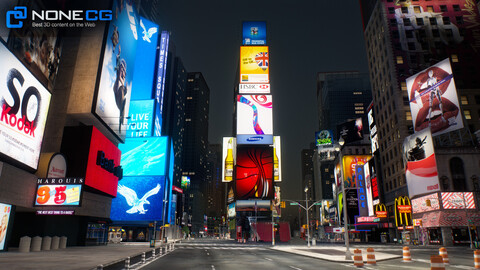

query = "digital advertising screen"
[341,155,371,188]
[228,203,236,218]
[273,136,282,182]
[441,192,475,210]
[237,95,272,135]
[337,118,364,145]
[367,104,378,153]
[403,127,440,198]
[240,46,269,83]
[235,146,273,200]
[120,136,168,176]
[0,203,12,251]
[170,193,177,223]
[242,21,267,45]
[316,130,334,146]
[239,84,270,94]
[406,58,463,136]
[181,176,190,190]
[222,137,236,182]
[131,17,158,100]
[412,193,440,214]
[0,41,51,170]
[110,176,165,221]
[153,31,170,137]
[35,184,82,206]
[355,165,368,217]
[94,0,139,140]
[126,100,154,138]
[367,157,380,206]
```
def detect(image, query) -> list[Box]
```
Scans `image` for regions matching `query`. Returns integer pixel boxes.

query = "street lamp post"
[305,186,310,247]
[337,138,352,260]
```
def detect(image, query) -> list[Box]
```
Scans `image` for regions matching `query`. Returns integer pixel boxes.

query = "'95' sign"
[35,184,82,206]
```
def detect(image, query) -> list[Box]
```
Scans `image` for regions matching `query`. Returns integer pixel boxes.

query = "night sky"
[155,0,370,216]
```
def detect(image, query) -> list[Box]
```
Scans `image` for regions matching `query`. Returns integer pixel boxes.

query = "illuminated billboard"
[367,157,380,206]
[94,0,139,139]
[341,155,371,188]
[153,31,170,137]
[406,58,463,136]
[120,136,168,176]
[242,21,267,45]
[316,130,334,146]
[441,192,475,209]
[236,146,273,200]
[403,127,440,198]
[273,136,282,182]
[126,100,154,138]
[228,203,236,218]
[362,163,374,216]
[222,137,236,182]
[0,203,12,251]
[237,95,272,136]
[239,84,270,94]
[367,104,378,153]
[110,176,165,221]
[355,165,368,217]
[337,118,364,145]
[0,42,51,170]
[35,184,82,206]
[181,176,190,190]
[131,17,158,100]
[412,193,440,214]
[240,46,269,83]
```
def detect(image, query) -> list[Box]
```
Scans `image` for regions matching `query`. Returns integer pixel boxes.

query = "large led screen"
[153,31,170,137]
[0,203,12,250]
[222,137,236,182]
[0,41,51,170]
[337,118,364,145]
[94,0,139,140]
[237,95,272,135]
[110,176,165,221]
[403,127,440,198]
[35,184,82,206]
[273,136,282,182]
[367,104,378,153]
[341,155,371,188]
[236,147,273,200]
[242,21,267,45]
[126,100,154,138]
[120,136,168,176]
[316,130,334,146]
[406,58,463,136]
[131,17,158,100]
[441,192,475,209]
[412,193,440,214]
[240,46,269,83]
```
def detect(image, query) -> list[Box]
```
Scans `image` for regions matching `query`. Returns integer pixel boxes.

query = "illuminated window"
[353,91,363,95]
[461,96,468,105]
[396,56,404,64]
[427,6,434,12]
[451,54,459,63]
[401,82,407,91]
[406,111,412,121]
[414,6,421,13]
[464,110,472,120]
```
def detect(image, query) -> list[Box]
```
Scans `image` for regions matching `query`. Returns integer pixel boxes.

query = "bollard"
[474,250,480,269]
[125,257,130,270]
[51,236,60,250]
[97,265,103,270]
[366,247,376,265]
[41,236,52,251]
[439,247,449,265]
[353,249,364,267]
[430,255,445,270]
[31,236,42,252]
[142,252,146,264]
[59,236,67,249]
[152,248,156,258]
[159,246,163,255]
[402,246,412,262]
[19,236,31,253]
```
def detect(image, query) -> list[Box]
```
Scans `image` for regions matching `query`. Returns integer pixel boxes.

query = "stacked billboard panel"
[236,95,273,144]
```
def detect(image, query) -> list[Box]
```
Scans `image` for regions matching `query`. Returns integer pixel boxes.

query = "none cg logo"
[6,7,27,28]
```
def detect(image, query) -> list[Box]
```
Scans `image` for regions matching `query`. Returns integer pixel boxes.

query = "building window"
[429,17,437,25]
[414,6,421,13]
[460,96,468,105]
[464,110,471,119]
[406,111,412,120]
[475,95,480,104]
[396,56,404,64]
[450,157,466,192]
[427,6,434,12]
[416,17,424,25]
[401,82,407,91]
[443,17,451,25]
[456,16,464,24]
[406,30,414,38]
[408,42,416,50]
[390,19,397,26]
[451,54,459,63]
[440,5,447,12]
[453,5,461,11]
[388,7,395,14]
[432,29,440,37]
[403,18,411,26]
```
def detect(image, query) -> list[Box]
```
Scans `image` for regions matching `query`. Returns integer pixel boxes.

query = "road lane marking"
[211,265,215,270]
[450,266,473,269]
[289,266,302,270]
[264,257,273,261]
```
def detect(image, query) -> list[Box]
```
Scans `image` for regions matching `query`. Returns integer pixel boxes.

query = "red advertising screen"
[371,177,378,199]
[85,126,122,197]
[235,146,273,200]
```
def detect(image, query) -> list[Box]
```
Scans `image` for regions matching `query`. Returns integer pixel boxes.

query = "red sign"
[397,205,412,213]
[172,185,183,194]
[376,211,387,218]
[357,216,379,223]
[371,177,378,198]
[235,147,273,199]
[85,126,122,197]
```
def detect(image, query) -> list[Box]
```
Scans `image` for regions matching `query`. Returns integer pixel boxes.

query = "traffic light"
[281,201,286,208]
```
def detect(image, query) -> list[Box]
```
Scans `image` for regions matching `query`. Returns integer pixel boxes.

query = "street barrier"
[125,256,130,270]
[19,236,31,253]
[51,236,60,250]
[59,236,67,249]
[142,252,146,264]
[402,246,412,262]
[353,249,364,267]
[474,250,480,269]
[31,236,42,252]
[152,248,156,258]
[41,236,51,251]
[366,247,376,265]
[159,246,162,255]
[96,264,103,270]
[439,247,449,265]
[430,255,445,270]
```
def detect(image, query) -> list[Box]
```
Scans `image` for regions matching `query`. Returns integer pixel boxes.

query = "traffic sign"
[290,202,299,205]
[313,202,322,206]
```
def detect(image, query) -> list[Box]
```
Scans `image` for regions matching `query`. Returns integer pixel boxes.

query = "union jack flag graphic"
[255,52,268,69]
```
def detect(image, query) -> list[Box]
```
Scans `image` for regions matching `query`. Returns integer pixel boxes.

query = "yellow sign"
[280,201,286,208]
[395,196,412,227]
[342,155,371,188]
[240,46,269,83]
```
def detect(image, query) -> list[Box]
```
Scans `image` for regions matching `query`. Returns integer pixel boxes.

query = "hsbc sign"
[238,84,270,94]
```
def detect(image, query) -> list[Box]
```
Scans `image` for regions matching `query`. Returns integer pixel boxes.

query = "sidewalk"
[0,241,173,270]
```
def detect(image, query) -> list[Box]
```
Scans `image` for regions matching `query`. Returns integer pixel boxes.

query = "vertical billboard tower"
[224,22,283,237]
